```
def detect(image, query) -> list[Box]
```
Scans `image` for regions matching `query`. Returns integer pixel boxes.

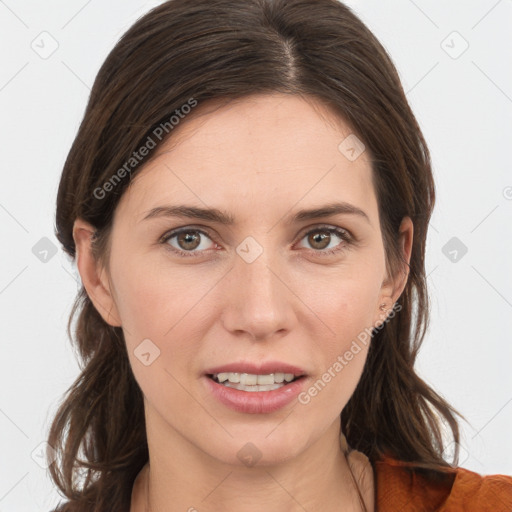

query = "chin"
[203,428,313,468]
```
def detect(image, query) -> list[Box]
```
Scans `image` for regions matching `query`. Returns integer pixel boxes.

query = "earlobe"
[72,218,122,327]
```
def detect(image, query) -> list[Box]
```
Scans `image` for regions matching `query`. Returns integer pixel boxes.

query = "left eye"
[160,226,350,257]
[296,227,350,254]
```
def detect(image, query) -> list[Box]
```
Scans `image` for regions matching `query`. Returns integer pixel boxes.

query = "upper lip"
[205,361,307,377]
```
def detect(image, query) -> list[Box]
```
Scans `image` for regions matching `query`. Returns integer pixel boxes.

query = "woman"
[47,0,512,510]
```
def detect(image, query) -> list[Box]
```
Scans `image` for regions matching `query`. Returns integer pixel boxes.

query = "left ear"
[373,216,413,326]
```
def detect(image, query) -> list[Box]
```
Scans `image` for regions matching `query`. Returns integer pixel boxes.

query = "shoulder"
[443,466,512,511]
[374,456,512,512]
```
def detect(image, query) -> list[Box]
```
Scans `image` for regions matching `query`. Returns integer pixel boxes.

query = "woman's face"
[77,93,411,467]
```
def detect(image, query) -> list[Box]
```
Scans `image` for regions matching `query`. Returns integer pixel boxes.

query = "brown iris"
[308,231,331,250]
[177,231,201,250]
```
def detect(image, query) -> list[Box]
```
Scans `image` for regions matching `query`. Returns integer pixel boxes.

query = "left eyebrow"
[288,202,370,224]
[140,201,370,225]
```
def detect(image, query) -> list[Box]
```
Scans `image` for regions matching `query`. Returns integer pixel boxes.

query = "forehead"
[116,93,378,226]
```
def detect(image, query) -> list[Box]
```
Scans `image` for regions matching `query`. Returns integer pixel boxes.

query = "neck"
[132,406,369,512]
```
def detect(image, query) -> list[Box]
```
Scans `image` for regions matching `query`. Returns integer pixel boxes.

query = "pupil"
[179,232,200,250]
[310,232,329,249]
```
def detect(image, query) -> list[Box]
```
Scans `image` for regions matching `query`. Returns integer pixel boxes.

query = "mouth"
[203,363,308,413]
[207,372,304,392]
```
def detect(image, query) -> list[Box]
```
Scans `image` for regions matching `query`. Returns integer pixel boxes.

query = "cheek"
[302,264,383,408]
[318,265,384,345]
[112,265,207,414]
[110,250,211,334]
[298,294,376,420]
[109,257,221,378]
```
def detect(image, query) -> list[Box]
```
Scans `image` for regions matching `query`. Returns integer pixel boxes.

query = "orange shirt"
[375,456,512,511]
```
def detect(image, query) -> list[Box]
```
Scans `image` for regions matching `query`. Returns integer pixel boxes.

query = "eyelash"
[158,225,353,258]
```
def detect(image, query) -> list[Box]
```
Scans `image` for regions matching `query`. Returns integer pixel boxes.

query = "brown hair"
[48,0,463,509]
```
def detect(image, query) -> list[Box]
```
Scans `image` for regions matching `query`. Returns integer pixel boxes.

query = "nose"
[219,248,296,342]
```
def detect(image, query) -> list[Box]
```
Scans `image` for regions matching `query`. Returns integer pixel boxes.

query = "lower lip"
[204,376,306,414]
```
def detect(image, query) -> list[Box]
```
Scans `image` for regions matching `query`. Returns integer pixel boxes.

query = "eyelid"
[158,225,218,257]
[159,223,354,257]
[296,223,353,240]
[158,225,215,244]
[293,224,353,255]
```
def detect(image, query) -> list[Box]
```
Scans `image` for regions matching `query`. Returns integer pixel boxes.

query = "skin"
[73,93,413,512]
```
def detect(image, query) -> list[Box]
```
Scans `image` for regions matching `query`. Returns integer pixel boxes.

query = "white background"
[1,1,511,510]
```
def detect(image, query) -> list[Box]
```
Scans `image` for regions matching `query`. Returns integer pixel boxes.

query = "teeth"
[223,382,284,392]
[212,372,299,386]
[240,373,258,385]
[257,374,274,385]
[228,372,240,383]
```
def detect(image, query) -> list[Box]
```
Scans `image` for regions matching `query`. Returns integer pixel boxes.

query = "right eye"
[159,228,219,257]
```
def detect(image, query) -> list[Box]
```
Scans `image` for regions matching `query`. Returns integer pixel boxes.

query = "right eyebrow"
[141,205,235,225]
